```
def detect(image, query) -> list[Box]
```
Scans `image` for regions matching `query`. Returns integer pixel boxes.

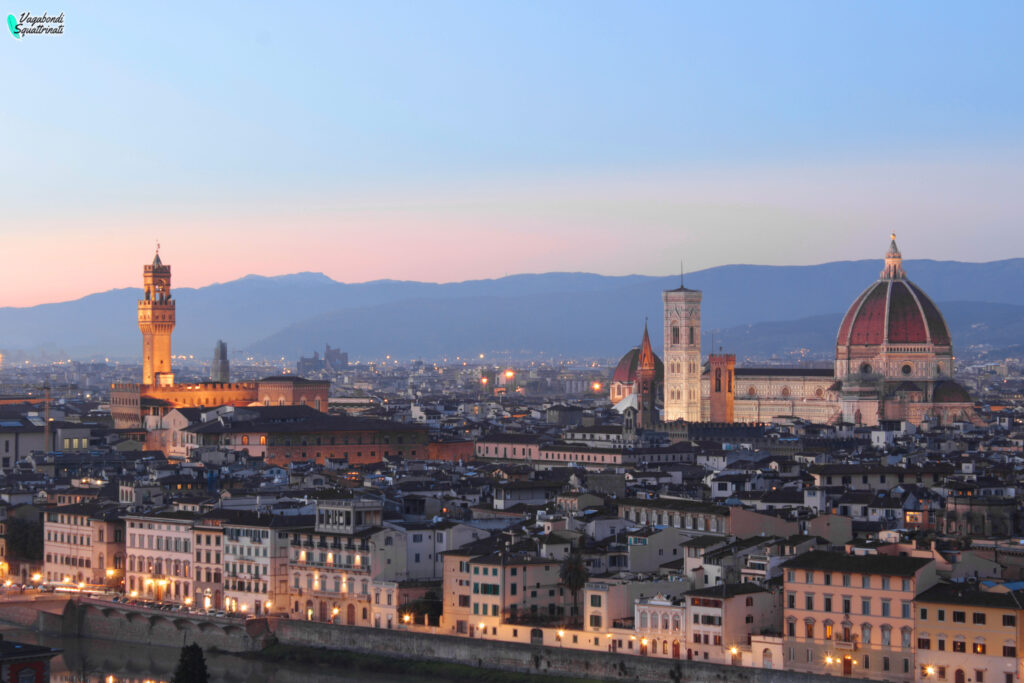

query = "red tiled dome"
[837,279,951,348]
[932,380,972,403]
[612,348,664,385]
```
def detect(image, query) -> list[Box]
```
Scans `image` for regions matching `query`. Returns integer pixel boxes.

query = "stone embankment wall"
[0,599,873,683]
[271,618,873,683]
[0,599,268,652]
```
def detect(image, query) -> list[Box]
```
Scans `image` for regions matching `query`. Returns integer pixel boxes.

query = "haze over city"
[3,2,1024,307]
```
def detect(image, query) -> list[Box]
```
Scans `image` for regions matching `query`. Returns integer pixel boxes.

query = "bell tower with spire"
[138,246,176,386]
[635,321,659,429]
[663,275,702,422]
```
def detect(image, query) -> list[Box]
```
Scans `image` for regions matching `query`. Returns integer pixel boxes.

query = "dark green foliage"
[558,552,588,625]
[6,517,43,561]
[172,643,208,683]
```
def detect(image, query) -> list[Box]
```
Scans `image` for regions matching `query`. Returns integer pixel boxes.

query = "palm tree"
[559,551,588,627]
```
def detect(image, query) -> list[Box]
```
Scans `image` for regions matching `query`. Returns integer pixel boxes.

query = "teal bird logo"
[7,14,19,39]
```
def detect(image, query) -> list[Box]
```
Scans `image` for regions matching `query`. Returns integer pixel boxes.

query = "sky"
[2,1,1023,307]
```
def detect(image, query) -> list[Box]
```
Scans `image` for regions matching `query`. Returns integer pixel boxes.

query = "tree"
[559,551,588,627]
[172,643,209,683]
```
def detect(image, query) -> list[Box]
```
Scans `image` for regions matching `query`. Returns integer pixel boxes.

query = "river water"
[0,624,457,683]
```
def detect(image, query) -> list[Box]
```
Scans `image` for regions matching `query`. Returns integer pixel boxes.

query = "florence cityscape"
[2,3,1024,683]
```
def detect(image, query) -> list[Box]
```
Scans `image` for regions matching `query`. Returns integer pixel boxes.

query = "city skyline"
[4,2,1024,307]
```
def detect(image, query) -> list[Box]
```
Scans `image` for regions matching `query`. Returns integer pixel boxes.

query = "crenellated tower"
[138,249,176,386]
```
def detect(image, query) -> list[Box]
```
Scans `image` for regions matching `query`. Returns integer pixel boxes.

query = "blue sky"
[2,2,1023,305]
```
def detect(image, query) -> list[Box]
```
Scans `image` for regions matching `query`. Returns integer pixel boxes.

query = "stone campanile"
[138,248,176,386]
[662,281,702,422]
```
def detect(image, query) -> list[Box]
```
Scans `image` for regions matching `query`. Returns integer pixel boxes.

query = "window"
[973,613,986,625]
[590,595,601,608]
[881,577,890,590]
[1003,614,1016,627]
[937,609,945,622]
[862,576,870,589]
[1003,645,1016,657]
[918,637,930,650]
[883,657,890,672]
[824,597,832,613]
[805,595,814,610]
[861,599,871,616]
[824,574,832,586]
[953,611,966,623]
[589,614,601,628]
[787,593,795,608]
[805,622,814,638]
[920,608,928,620]
[842,598,851,614]
[842,574,850,587]
[952,640,966,653]
[974,642,986,655]
[805,571,814,584]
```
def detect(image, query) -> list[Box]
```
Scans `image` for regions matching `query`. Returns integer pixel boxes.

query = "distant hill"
[712,301,1024,364]
[2,259,1023,361]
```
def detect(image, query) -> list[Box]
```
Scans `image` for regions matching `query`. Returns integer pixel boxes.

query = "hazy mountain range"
[2,259,1023,363]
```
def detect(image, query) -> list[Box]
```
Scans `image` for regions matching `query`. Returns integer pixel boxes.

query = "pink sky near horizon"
[4,153,1021,308]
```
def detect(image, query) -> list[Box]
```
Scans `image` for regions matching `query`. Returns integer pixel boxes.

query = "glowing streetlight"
[106,568,115,578]
[925,666,936,677]
[825,656,834,665]
[504,370,514,379]
[730,646,739,655]
[403,614,412,624]
[592,382,602,392]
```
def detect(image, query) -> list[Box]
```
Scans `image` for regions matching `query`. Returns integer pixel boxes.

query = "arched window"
[640,612,648,629]
[861,624,872,645]
[880,625,891,646]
